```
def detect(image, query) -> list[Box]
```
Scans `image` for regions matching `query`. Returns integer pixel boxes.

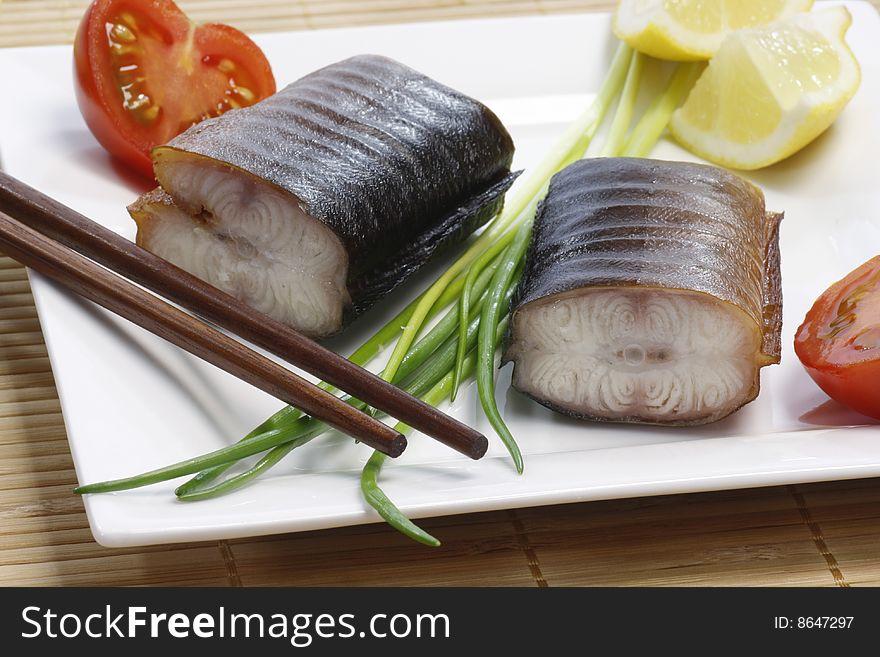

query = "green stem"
[360,450,441,547]
[174,403,308,495]
[177,422,329,502]
[476,219,533,473]
[622,62,702,157]
[75,422,317,494]
[452,246,511,400]
[361,316,510,547]
[600,50,645,157]
[346,299,420,368]
[404,285,517,404]
[396,253,501,384]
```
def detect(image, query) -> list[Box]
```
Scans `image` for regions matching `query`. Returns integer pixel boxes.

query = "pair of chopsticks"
[0,171,488,460]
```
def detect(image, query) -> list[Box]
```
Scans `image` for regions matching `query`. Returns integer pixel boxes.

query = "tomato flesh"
[795,255,880,420]
[74,0,275,178]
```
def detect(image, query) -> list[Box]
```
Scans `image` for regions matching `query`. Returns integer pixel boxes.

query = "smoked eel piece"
[129,54,516,338]
[504,157,782,426]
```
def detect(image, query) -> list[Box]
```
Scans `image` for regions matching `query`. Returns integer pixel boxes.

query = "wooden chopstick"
[0,208,406,458]
[0,173,488,460]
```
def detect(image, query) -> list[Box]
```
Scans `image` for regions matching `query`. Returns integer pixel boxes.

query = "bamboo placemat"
[1,0,879,587]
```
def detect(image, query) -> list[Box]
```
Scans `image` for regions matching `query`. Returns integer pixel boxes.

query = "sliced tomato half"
[795,255,880,420]
[73,0,275,177]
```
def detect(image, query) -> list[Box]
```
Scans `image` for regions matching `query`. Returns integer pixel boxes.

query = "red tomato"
[73,0,275,178]
[795,256,880,420]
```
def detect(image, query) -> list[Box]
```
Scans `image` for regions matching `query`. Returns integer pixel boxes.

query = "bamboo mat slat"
[515,488,837,587]
[0,0,878,587]
[0,0,617,47]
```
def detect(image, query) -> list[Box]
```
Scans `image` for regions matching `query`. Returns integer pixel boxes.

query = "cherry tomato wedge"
[73,0,275,178]
[795,255,880,420]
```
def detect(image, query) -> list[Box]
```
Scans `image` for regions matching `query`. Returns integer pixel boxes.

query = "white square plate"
[1,3,879,547]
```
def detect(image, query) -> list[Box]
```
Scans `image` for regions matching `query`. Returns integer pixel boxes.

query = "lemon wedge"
[613,0,814,61]
[669,6,861,170]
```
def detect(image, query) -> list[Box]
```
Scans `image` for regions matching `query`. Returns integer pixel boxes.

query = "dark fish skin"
[350,172,517,317]
[152,54,516,322]
[504,157,783,425]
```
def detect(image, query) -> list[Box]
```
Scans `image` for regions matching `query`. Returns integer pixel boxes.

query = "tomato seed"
[119,12,138,29]
[141,105,160,121]
[110,23,137,43]
[234,86,255,102]
[109,42,142,56]
[124,93,151,111]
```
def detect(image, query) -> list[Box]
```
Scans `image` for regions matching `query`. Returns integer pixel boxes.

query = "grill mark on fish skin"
[546,190,766,244]
[294,80,437,138]
[299,69,468,130]
[278,102,397,165]
[294,71,479,171]
[544,199,737,227]
[538,189,767,222]
[212,113,343,162]
[505,158,781,426]
[542,201,764,242]
[541,230,763,277]
[289,96,423,163]
[294,76,384,112]
[542,201,765,251]
[341,64,489,168]
[534,236,761,282]
[565,176,761,201]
